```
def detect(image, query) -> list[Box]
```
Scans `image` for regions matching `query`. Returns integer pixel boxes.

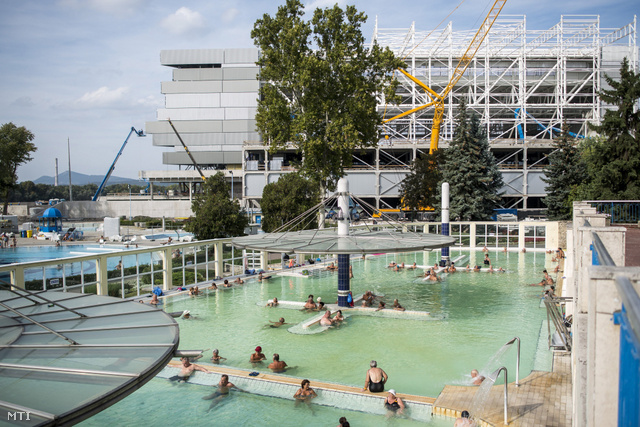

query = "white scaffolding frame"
[373,15,638,145]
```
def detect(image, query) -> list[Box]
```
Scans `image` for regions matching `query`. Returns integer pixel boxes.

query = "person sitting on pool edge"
[258,271,271,281]
[169,357,210,382]
[268,353,288,373]
[384,389,405,415]
[363,360,388,392]
[375,301,386,311]
[250,346,266,363]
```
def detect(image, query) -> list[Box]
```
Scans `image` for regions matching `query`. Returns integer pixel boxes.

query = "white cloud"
[76,86,130,106]
[221,8,239,23]
[161,7,207,36]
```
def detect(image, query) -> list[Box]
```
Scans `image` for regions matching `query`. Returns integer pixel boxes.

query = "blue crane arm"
[514,108,585,140]
[92,127,145,201]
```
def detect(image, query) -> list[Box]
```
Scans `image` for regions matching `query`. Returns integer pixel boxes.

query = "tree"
[185,173,248,239]
[400,150,443,212]
[260,173,321,232]
[439,102,503,221]
[582,57,640,199]
[542,123,588,220]
[251,0,404,190]
[0,122,36,214]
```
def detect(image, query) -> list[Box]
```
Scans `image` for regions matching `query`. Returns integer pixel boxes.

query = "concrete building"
[136,15,637,218]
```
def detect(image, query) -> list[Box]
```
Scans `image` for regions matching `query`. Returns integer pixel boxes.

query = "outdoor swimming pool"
[80,249,552,426]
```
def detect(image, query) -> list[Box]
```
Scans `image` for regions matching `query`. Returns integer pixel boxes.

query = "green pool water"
[81,249,551,426]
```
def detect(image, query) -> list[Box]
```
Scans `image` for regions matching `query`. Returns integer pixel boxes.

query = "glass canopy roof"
[0,288,179,426]
[232,228,456,254]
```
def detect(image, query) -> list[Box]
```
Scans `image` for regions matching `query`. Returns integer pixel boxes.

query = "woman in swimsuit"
[333,310,345,322]
[384,389,405,415]
[293,379,317,402]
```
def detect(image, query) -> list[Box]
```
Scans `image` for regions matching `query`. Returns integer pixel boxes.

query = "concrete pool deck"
[432,352,572,426]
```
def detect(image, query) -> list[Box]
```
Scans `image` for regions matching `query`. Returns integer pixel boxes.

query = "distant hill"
[28,171,142,186]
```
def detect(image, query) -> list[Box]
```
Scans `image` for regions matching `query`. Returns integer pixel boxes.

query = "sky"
[1,0,637,183]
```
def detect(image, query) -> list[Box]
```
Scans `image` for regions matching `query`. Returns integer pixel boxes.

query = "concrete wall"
[56,200,194,220]
[569,201,638,427]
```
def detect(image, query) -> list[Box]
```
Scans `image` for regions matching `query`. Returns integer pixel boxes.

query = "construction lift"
[92,127,145,202]
[383,0,508,153]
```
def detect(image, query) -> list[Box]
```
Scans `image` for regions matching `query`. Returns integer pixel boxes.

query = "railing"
[490,366,510,425]
[0,237,263,299]
[587,200,640,224]
[505,337,521,387]
[590,225,640,427]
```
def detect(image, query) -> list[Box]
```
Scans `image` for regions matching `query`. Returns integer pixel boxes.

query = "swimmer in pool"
[319,310,334,326]
[363,360,388,393]
[471,369,485,385]
[211,349,227,364]
[268,353,288,373]
[250,346,266,364]
[332,310,345,322]
[393,299,405,311]
[268,317,288,328]
[293,379,317,411]
[202,374,244,411]
[150,294,159,305]
[375,301,386,311]
[266,297,279,307]
[303,295,317,310]
[384,389,405,415]
[169,357,209,382]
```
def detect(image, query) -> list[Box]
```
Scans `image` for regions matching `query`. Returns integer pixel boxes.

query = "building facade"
[142,15,638,214]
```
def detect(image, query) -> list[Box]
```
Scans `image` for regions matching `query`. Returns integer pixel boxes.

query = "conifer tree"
[542,123,588,220]
[583,57,640,199]
[439,102,503,220]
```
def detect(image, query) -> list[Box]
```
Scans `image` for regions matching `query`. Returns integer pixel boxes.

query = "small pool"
[81,249,552,425]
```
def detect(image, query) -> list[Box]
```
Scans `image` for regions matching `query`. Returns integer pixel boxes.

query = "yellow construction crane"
[383,0,508,153]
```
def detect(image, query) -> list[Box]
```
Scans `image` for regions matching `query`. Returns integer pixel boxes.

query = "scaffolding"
[373,15,638,145]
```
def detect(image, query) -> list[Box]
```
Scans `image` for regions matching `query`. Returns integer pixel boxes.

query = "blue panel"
[337,254,350,307]
[618,305,640,427]
[441,223,450,259]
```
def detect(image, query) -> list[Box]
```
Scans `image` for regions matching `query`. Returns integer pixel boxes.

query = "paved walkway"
[432,352,572,426]
[625,226,640,267]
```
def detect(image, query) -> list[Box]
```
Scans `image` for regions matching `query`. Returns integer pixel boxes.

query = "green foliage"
[400,151,443,212]
[0,123,36,214]
[260,173,321,232]
[185,173,248,239]
[251,0,404,190]
[582,58,640,199]
[439,102,504,221]
[542,123,588,220]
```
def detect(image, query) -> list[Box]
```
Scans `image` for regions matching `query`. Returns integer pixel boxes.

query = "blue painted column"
[441,182,450,266]
[338,254,350,307]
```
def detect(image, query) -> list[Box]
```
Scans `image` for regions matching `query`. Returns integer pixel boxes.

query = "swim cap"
[255,346,262,352]
[317,297,322,302]
[388,389,396,395]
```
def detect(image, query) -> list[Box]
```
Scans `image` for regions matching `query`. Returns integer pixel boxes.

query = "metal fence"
[588,201,640,224]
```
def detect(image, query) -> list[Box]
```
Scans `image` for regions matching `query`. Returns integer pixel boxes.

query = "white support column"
[96,255,109,296]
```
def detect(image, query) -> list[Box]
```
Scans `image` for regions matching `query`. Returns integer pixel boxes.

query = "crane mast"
[383,0,508,153]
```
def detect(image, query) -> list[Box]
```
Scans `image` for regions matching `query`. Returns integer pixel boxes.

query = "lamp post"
[128,185,132,221]
[230,170,234,200]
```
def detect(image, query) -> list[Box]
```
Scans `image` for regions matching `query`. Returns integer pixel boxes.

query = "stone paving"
[433,352,572,426]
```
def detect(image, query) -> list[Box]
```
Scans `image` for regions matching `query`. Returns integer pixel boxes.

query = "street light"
[128,185,132,221]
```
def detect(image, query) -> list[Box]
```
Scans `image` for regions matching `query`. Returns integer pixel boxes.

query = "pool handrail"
[505,336,520,387]
[490,366,509,425]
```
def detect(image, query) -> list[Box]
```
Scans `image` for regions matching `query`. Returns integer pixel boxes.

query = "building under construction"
[141,15,638,215]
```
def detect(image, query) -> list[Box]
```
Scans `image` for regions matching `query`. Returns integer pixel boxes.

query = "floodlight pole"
[337,178,351,307]
[441,182,450,266]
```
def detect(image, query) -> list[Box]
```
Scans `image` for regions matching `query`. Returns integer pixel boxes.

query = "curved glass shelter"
[232,227,456,255]
[0,288,179,426]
